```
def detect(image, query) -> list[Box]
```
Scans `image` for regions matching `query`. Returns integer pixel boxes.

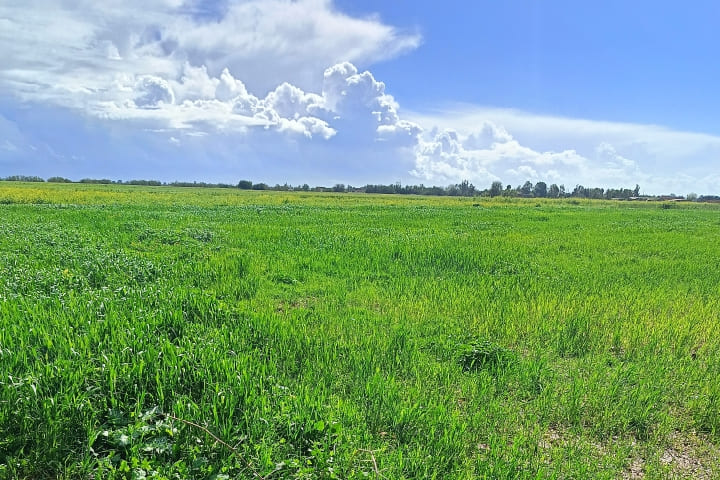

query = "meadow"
[1,181,720,479]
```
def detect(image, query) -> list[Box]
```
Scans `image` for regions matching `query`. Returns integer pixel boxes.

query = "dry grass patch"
[658,431,720,479]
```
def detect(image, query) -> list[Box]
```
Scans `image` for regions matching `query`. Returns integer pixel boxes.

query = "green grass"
[1,182,720,479]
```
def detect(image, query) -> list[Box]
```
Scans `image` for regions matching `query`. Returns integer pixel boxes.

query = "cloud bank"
[1,1,719,194]
[408,107,720,194]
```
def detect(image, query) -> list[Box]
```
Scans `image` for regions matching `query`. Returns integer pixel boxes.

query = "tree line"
[486,180,641,200]
[2,175,718,201]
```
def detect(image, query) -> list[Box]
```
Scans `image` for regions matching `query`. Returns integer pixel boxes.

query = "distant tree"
[686,192,698,201]
[605,187,635,199]
[332,183,346,193]
[520,181,533,196]
[251,182,268,190]
[489,180,503,197]
[47,176,72,183]
[533,181,548,198]
[237,180,253,189]
[459,180,476,196]
[559,184,566,197]
[548,183,560,198]
[301,184,310,191]
[79,178,112,184]
[126,179,161,186]
[587,187,604,199]
[572,185,586,198]
[633,184,641,197]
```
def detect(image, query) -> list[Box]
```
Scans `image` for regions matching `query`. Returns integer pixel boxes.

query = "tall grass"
[1,183,719,478]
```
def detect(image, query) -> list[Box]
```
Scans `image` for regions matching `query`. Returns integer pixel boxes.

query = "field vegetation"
[1,181,720,479]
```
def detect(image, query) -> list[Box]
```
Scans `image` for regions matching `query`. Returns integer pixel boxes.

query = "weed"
[459,339,517,372]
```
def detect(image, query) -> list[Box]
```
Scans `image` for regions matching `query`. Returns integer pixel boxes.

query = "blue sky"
[341,1,720,131]
[1,0,719,193]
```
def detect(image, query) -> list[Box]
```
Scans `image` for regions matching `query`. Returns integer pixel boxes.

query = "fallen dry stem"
[358,448,387,479]
[162,412,264,480]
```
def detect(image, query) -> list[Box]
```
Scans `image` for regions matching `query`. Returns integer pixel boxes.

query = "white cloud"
[168,0,420,92]
[0,0,419,102]
[0,54,421,184]
[265,82,323,119]
[407,106,720,194]
[134,76,176,108]
[97,61,418,142]
[464,122,513,150]
[412,125,589,186]
[0,1,420,144]
[318,62,421,146]
[2,2,720,194]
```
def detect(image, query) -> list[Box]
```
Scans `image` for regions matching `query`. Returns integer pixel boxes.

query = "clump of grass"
[459,339,516,372]
[185,227,214,242]
[556,316,592,358]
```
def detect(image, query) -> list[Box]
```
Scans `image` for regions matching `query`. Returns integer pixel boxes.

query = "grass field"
[1,182,720,479]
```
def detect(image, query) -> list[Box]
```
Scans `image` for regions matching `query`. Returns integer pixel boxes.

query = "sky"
[1,0,719,194]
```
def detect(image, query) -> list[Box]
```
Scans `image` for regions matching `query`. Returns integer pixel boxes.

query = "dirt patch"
[659,431,720,479]
[538,427,564,450]
[622,457,645,479]
[275,296,317,313]
[535,426,719,479]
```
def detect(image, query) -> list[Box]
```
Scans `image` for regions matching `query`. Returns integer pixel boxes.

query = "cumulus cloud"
[0,0,421,143]
[4,57,418,182]
[412,124,588,186]
[407,107,720,193]
[318,63,421,146]
[134,76,175,108]
[100,60,420,144]
[265,83,323,119]
[412,130,494,182]
[464,122,513,150]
